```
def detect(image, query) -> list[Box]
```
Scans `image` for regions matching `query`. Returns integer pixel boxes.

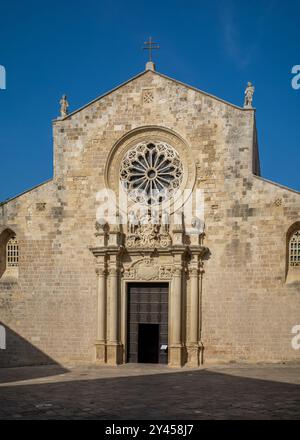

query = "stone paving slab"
[0,363,300,420]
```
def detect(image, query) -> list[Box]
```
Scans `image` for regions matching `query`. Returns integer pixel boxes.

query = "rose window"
[120,142,183,205]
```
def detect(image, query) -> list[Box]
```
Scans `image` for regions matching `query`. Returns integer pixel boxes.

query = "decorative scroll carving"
[127,212,172,249]
[123,267,136,280]
[123,258,157,281]
[95,220,109,235]
[159,266,173,280]
[123,259,174,281]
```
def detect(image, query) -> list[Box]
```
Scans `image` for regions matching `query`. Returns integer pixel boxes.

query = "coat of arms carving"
[126,212,172,249]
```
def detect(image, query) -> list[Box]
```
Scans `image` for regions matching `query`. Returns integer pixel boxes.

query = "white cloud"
[219,0,277,69]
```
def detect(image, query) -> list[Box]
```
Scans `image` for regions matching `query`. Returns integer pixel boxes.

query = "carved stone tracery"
[120,141,183,206]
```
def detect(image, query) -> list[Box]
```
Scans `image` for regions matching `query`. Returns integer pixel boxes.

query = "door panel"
[127,283,168,364]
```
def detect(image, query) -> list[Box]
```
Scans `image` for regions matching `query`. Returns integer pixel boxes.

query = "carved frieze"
[122,258,174,281]
[159,266,173,280]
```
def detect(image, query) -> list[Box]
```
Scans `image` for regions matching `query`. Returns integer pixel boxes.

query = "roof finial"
[59,94,69,118]
[244,82,255,109]
[143,36,159,71]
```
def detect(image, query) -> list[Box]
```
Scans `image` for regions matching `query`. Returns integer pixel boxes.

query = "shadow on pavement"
[0,323,68,382]
[0,368,299,420]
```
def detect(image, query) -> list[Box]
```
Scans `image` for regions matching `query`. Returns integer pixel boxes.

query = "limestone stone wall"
[0,70,299,367]
[0,181,97,366]
[202,177,300,363]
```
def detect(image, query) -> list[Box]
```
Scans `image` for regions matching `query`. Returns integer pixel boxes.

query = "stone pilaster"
[169,264,184,367]
[95,259,107,363]
[186,264,201,367]
[106,260,122,365]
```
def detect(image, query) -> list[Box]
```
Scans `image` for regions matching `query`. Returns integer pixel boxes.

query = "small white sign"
[0,325,6,350]
[160,345,168,351]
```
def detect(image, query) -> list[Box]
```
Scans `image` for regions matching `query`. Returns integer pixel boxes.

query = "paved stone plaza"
[0,363,299,420]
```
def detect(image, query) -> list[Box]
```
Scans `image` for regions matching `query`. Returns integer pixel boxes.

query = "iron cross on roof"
[143,37,160,62]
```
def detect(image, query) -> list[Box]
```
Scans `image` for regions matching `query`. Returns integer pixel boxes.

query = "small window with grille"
[289,230,300,267]
[6,236,19,268]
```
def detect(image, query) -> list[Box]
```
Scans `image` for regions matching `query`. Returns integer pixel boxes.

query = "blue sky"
[0,0,299,201]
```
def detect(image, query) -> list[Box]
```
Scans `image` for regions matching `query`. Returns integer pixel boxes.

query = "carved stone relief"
[126,212,172,249]
[122,258,173,281]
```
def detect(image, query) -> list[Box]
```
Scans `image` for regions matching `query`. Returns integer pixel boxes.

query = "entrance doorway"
[127,283,168,364]
[138,324,159,363]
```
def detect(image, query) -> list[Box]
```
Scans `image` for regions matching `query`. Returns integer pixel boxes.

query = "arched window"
[6,236,19,268]
[286,223,300,284]
[289,230,300,267]
[0,229,19,279]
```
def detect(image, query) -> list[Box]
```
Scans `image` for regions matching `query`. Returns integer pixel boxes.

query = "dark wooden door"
[127,283,168,364]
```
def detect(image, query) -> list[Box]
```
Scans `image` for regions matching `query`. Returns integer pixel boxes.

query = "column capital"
[95,256,107,276]
[108,259,120,276]
[96,266,107,276]
[189,267,199,277]
[172,265,183,277]
[108,266,119,277]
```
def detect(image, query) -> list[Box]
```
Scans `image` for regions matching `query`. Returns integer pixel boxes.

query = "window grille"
[6,237,19,267]
[289,231,300,267]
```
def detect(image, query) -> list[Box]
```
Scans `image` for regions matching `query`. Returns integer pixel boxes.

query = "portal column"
[106,259,122,365]
[187,264,200,366]
[169,264,184,367]
[95,260,107,363]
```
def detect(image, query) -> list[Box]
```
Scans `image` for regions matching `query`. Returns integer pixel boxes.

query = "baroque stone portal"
[90,211,208,368]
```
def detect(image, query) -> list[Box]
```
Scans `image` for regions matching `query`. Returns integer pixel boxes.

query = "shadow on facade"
[0,323,68,382]
[0,368,299,419]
